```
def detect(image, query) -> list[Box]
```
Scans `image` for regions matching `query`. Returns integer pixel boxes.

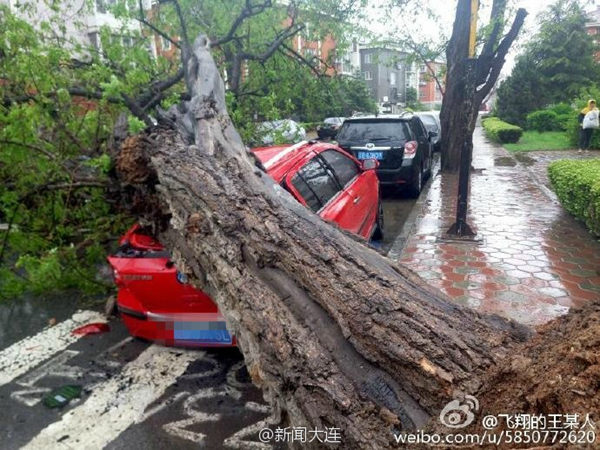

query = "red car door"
[320,149,378,238]
[285,149,378,238]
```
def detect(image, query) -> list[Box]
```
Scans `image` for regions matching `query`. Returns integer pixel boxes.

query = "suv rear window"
[336,120,411,144]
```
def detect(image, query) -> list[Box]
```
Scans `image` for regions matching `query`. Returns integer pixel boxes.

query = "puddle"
[494,156,517,167]
[514,153,536,166]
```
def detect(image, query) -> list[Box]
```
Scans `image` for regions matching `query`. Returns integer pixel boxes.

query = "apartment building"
[418,61,445,108]
[0,0,159,55]
[359,47,419,113]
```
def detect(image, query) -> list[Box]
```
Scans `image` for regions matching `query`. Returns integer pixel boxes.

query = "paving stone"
[452,281,482,290]
[395,128,600,326]
[538,287,568,298]
[454,267,481,275]
[533,272,559,281]
[569,268,599,278]
[495,291,527,302]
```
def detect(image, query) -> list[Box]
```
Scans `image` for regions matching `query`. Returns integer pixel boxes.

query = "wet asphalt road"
[0,180,419,449]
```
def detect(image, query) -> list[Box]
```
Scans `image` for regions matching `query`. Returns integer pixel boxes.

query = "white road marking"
[23,345,199,450]
[11,350,84,407]
[0,310,106,387]
[163,391,222,444]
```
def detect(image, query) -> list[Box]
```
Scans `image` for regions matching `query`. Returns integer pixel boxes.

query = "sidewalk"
[389,127,600,326]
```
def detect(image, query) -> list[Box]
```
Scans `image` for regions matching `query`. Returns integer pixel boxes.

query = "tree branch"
[475,8,527,106]
[0,140,56,161]
[210,0,273,48]
[137,0,181,50]
[241,23,304,63]
[160,0,189,50]
[404,40,446,97]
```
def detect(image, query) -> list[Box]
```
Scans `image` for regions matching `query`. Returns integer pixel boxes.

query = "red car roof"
[251,141,347,183]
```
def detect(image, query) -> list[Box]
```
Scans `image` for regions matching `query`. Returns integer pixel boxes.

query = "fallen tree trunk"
[111,36,598,448]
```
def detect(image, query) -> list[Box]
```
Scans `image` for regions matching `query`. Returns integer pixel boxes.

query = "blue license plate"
[357,151,384,160]
[173,322,232,344]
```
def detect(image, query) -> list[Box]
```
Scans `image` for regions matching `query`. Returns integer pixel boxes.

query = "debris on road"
[71,323,110,336]
[42,385,82,408]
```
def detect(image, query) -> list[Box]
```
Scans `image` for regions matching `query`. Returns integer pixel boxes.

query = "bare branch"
[475,8,527,106]
[137,0,181,50]
[241,23,304,63]
[160,0,190,49]
[210,0,273,48]
[404,41,446,97]
[279,43,328,77]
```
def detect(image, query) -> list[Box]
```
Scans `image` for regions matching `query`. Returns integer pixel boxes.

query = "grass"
[503,131,572,152]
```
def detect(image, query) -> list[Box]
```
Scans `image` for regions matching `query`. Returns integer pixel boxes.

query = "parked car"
[336,113,435,197]
[415,112,441,152]
[108,141,382,347]
[257,119,306,145]
[317,117,345,139]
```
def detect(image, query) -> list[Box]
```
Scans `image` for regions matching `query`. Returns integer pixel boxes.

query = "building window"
[364,53,371,64]
[390,72,396,85]
[162,36,172,51]
[364,71,372,80]
[88,32,99,50]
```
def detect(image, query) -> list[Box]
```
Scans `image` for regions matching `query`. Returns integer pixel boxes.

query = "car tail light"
[113,269,125,287]
[403,141,418,159]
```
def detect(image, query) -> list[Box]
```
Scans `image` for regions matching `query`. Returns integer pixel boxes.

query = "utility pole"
[446,0,478,238]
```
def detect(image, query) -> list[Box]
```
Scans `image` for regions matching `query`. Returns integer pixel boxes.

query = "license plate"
[173,321,232,344]
[357,151,384,160]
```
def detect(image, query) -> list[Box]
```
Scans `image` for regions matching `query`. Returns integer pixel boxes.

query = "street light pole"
[446,0,479,238]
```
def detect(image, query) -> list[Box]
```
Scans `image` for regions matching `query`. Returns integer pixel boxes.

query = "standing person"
[578,99,599,151]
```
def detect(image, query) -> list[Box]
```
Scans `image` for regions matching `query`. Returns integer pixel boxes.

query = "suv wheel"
[371,200,384,241]
[409,164,423,198]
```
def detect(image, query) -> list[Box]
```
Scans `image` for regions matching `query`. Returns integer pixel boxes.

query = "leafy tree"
[496,0,598,126]
[0,4,180,297]
[405,86,418,104]
[0,0,373,298]
[495,56,540,127]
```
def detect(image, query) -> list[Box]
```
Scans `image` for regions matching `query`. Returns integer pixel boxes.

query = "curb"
[387,154,441,260]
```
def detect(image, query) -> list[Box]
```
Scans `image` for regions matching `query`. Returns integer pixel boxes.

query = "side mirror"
[362,159,379,170]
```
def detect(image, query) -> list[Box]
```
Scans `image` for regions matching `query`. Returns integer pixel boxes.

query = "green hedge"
[483,117,523,143]
[526,110,558,132]
[548,159,600,236]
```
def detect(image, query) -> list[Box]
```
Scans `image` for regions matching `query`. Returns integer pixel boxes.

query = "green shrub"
[483,117,523,143]
[549,103,574,116]
[526,110,558,132]
[548,159,600,236]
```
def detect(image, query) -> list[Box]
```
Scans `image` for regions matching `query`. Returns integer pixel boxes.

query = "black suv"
[335,114,435,196]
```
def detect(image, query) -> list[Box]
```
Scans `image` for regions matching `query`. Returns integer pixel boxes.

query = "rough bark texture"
[111,35,534,448]
[440,0,527,172]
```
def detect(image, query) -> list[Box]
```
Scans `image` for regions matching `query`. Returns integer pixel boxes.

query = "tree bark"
[440,0,527,172]
[110,35,537,448]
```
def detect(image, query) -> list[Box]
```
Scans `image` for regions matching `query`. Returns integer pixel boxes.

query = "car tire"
[371,200,384,241]
[409,163,423,198]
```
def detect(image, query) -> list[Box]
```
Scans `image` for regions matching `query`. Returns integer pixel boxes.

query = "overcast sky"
[366,0,600,75]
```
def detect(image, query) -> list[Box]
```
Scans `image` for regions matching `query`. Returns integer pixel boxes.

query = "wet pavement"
[390,127,600,326]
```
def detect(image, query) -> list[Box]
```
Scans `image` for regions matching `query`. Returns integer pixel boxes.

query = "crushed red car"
[108,141,381,347]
